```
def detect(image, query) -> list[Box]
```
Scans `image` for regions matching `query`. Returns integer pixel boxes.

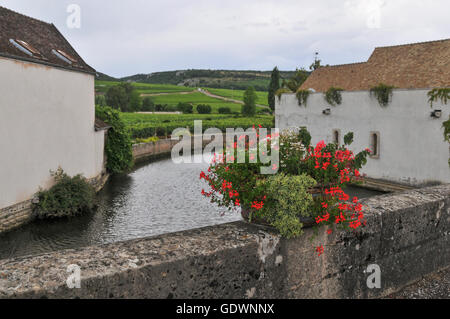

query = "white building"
[276,39,450,187]
[0,7,107,218]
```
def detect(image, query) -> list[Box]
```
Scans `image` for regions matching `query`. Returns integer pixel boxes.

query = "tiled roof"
[300,39,450,92]
[0,6,95,74]
[94,118,111,131]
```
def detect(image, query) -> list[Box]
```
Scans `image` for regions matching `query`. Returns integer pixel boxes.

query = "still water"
[0,155,384,260]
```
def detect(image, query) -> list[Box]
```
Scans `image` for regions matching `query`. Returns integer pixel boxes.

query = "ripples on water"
[0,154,384,260]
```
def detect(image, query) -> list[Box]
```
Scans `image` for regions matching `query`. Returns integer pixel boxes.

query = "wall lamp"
[323,108,331,115]
[431,110,442,118]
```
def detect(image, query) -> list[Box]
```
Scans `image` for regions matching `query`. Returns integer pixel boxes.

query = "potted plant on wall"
[200,127,371,244]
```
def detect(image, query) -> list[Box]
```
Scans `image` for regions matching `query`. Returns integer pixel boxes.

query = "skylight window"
[9,39,34,56]
[52,49,77,65]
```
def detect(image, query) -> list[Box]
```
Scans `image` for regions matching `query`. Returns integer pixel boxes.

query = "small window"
[332,129,341,145]
[370,132,380,158]
[9,39,38,57]
[52,49,78,64]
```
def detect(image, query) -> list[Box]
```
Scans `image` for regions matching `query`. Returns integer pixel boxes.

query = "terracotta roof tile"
[95,118,111,131]
[300,39,450,92]
[0,6,95,74]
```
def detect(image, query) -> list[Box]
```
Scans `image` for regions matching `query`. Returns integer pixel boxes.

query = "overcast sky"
[2,0,449,78]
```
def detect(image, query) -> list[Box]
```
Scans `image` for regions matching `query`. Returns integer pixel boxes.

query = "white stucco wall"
[276,89,450,186]
[0,57,105,209]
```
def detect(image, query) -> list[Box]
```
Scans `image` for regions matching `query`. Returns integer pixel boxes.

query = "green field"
[95,80,270,113]
[142,91,248,113]
[95,81,195,94]
[121,113,275,140]
[204,88,269,106]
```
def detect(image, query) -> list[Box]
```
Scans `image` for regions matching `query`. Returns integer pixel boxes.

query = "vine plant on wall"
[428,88,450,166]
[370,83,395,107]
[275,88,292,101]
[324,87,344,106]
[296,89,310,107]
[428,88,450,108]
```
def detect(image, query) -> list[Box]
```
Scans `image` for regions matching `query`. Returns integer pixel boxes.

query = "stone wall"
[0,173,109,234]
[0,200,33,234]
[0,184,448,299]
[132,139,179,162]
[132,136,214,162]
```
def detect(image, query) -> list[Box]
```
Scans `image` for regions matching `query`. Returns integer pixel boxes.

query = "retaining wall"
[0,172,109,234]
[0,184,448,299]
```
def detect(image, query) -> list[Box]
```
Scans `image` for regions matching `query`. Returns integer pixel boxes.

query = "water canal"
[0,154,384,260]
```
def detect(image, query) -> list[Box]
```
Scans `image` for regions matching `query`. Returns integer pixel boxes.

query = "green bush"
[242,86,257,116]
[177,102,194,114]
[197,104,212,114]
[33,168,96,219]
[96,106,133,173]
[142,97,155,112]
[257,173,316,238]
[95,95,107,106]
[218,107,232,114]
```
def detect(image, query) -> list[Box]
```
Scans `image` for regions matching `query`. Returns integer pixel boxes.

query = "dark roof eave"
[0,52,96,75]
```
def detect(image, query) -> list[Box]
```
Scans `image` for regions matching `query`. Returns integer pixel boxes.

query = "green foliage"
[268,67,281,111]
[124,113,274,139]
[281,68,309,92]
[257,173,316,238]
[96,106,133,174]
[444,117,450,142]
[134,136,159,144]
[177,102,194,114]
[298,127,312,147]
[275,88,291,101]
[344,132,354,145]
[141,97,155,112]
[33,168,96,219]
[218,107,232,114]
[105,82,142,112]
[242,86,257,116]
[196,104,212,114]
[427,88,450,107]
[129,90,142,112]
[370,83,395,107]
[296,89,310,107]
[324,87,344,106]
[95,95,107,106]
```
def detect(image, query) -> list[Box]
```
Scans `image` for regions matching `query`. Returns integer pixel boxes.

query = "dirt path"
[140,88,269,109]
[199,88,269,108]
[140,91,194,97]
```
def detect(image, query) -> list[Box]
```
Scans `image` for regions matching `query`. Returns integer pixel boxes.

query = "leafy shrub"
[370,83,395,107]
[324,87,343,106]
[257,173,316,238]
[197,104,212,114]
[142,97,155,112]
[156,126,167,137]
[95,95,107,106]
[275,88,292,100]
[242,86,257,116]
[33,168,96,219]
[96,106,133,174]
[218,107,232,114]
[134,136,159,144]
[177,102,194,114]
